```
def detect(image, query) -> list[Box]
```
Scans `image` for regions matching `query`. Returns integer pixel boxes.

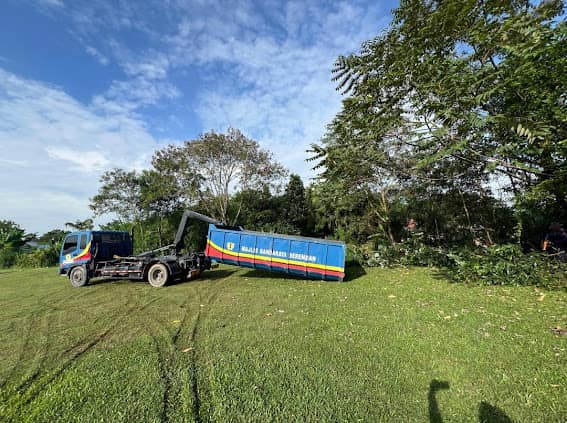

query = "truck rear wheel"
[69,266,89,287]
[148,263,169,287]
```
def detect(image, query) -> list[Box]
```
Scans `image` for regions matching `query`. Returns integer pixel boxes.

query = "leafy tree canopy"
[0,220,26,251]
[153,128,287,224]
[329,0,565,195]
[312,0,566,245]
[65,219,94,231]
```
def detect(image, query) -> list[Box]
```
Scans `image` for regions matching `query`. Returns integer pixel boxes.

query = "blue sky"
[0,0,396,233]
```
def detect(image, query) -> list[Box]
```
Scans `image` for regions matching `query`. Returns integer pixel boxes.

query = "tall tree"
[0,220,26,251]
[153,128,287,224]
[65,219,94,231]
[90,169,143,222]
[283,174,307,234]
[315,0,565,245]
[38,229,68,245]
[138,170,181,246]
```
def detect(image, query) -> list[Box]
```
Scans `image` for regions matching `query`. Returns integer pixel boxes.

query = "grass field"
[0,266,565,422]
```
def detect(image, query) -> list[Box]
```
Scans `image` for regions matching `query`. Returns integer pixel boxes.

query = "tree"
[153,128,287,224]
[0,220,26,251]
[138,170,182,246]
[283,174,308,234]
[65,219,94,231]
[90,169,143,222]
[0,220,26,268]
[315,0,565,246]
[38,229,68,245]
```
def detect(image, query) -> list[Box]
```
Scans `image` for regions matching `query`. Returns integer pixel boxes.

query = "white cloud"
[170,1,388,180]
[0,68,162,233]
[5,0,391,232]
[0,158,30,167]
[0,191,85,235]
[45,146,110,172]
[38,0,64,8]
[85,45,109,65]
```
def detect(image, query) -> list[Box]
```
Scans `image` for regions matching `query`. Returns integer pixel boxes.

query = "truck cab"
[59,231,133,276]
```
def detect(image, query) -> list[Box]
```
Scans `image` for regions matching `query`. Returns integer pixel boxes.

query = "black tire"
[148,263,169,288]
[69,266,89,287]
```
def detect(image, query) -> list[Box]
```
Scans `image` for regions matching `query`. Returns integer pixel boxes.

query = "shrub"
[0,248,18,268]
[450,244,566,288]
[15,247,59,268]
[352,240,565,288]
[351,240,455,268]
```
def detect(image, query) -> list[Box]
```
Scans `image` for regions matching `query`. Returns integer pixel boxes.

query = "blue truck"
[59,210,346,287]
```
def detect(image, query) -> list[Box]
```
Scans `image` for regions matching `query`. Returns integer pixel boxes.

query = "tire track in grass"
[127,307,171,423]
[3,297,160,416]
[152,280,221,423]
[8,309,53,394]
[161,294,192,423]
[0,308,49,389]
[187,280,222,423]
[188,310,203,423]
[0,286,78,390]
[124,283,205,423]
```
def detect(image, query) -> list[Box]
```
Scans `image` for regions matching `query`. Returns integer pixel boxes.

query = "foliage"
[351,237,456,269]
[15,247,59,268]
[450,244,566,288]
[352,235,565,287]
[0,220,26,268]
[90,168,143,222]
[0,249,18,268]
[153,128,287,224]
[65,218,94,231]
[0,220,25,251]
[229,187,289,233]
[313,0,566,247]
[37,229,68,245]
[283,174,308,234]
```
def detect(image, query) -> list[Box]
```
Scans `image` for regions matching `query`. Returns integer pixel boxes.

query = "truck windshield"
[62,235,78,255]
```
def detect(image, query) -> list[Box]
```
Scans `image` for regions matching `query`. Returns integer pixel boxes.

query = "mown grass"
[0,266,565,422]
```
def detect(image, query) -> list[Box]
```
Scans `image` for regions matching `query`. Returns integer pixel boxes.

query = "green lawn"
[0,266,565,422]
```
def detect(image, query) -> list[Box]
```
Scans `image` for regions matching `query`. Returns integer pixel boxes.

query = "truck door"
[60,233,90,263]
[61,234,79,262]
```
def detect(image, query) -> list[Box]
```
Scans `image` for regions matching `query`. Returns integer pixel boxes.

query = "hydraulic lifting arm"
[137,210,221,257]
[173,210,221,254]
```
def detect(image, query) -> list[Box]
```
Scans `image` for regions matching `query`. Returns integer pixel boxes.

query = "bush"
[0,248,18,268]
[450,244,566,288]
[351,239,455,268]
[352,240,565,288]
[15,247,59,268]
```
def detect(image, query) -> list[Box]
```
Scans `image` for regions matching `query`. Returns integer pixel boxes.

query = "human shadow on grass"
[429,379,450,423]
[478,401,514,423]
[428,380,514,423]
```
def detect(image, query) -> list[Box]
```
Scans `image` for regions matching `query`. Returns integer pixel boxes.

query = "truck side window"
[62,235,78,255]
[79,235,87,250]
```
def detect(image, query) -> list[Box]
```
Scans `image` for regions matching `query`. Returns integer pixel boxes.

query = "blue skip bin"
[205,224,346,281]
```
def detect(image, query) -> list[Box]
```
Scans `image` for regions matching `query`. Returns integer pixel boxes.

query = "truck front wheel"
[69,266,89,287]
[148,263,169,288]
